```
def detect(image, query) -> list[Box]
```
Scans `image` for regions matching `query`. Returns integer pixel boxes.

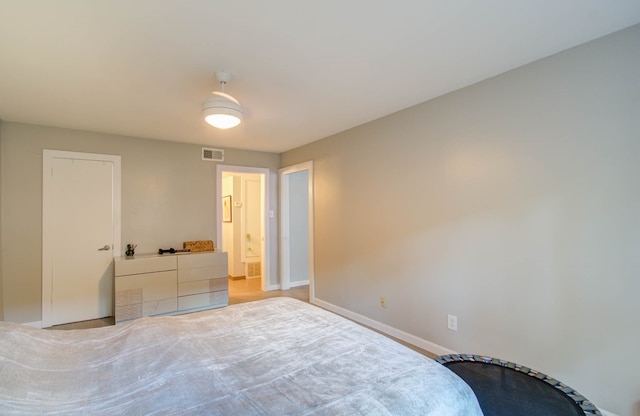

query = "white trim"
[311,298,456,357]
[279,161,315,300]
[216,164,271,291]
[24,321,43,328]
[312,298,615,416]
[279,170,291,289]
[42,150,121,328]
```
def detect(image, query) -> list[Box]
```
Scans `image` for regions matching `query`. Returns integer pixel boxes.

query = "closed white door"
[43,150,121,327]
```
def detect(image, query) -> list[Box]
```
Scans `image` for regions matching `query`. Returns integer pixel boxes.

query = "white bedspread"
[0,297,482,415]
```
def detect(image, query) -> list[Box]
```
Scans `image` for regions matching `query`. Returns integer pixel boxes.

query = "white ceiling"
[1,1,639,153]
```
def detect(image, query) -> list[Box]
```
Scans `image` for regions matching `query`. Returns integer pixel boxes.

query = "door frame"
[279,161,315,300]
[42,150,121,328]
[216,164,271,291]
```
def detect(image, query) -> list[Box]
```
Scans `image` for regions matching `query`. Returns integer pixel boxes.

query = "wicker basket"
[183,240,215,252]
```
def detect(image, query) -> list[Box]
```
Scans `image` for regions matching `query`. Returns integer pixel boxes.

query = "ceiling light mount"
[202,70,243,129]
[215,70,232,86]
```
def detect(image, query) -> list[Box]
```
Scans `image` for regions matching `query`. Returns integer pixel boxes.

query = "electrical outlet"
[447,314,458,331]
[380,296,387,308]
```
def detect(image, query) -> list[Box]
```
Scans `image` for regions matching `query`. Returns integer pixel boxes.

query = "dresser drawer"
[116,270,177,302]
[142,298,177,316]
[178,264,227,283]
[178,277,228,297]
[178,290,228,310]
[115,256,177,276]
[115,298,177,323]
[177,252,227,269]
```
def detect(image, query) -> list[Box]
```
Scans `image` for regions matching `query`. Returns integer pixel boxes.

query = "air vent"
[245,260,261,279]
[202,147,224,162]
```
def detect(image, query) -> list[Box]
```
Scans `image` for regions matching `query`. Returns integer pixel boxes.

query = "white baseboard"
[266,280,308,291]
[24,321,43,328]
[310,298,617,416]
[311,298,456,357]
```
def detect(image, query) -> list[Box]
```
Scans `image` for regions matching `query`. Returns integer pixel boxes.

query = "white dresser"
[114,251,228,323]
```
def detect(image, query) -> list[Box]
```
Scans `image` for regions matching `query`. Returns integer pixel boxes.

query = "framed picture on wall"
[222,195,232,222]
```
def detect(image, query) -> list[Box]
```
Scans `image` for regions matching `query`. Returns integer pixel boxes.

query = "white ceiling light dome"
[203,91,243,129]
[202,70,243,129]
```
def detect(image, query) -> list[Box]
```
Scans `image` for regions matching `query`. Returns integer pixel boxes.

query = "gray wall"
[0,122,279,324]
[282,25,640,416]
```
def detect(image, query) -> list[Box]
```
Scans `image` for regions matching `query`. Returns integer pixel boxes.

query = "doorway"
[280,161,314,301]
[42,150,121,327]
[216,165,270,292]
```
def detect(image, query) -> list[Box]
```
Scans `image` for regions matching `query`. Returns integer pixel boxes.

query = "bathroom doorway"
[216,165,269,292]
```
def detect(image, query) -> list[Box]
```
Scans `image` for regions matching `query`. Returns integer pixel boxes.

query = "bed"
[0,297,482,415]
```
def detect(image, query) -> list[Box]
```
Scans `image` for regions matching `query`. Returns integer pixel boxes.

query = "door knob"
[98,245,111,251]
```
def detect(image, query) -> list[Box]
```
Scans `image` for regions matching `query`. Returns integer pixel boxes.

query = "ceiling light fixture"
[202,70,243,129]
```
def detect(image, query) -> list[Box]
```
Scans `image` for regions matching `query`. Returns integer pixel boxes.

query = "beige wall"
[282,25,640,416]
[222,175,245,277]
[0,123,279,324]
